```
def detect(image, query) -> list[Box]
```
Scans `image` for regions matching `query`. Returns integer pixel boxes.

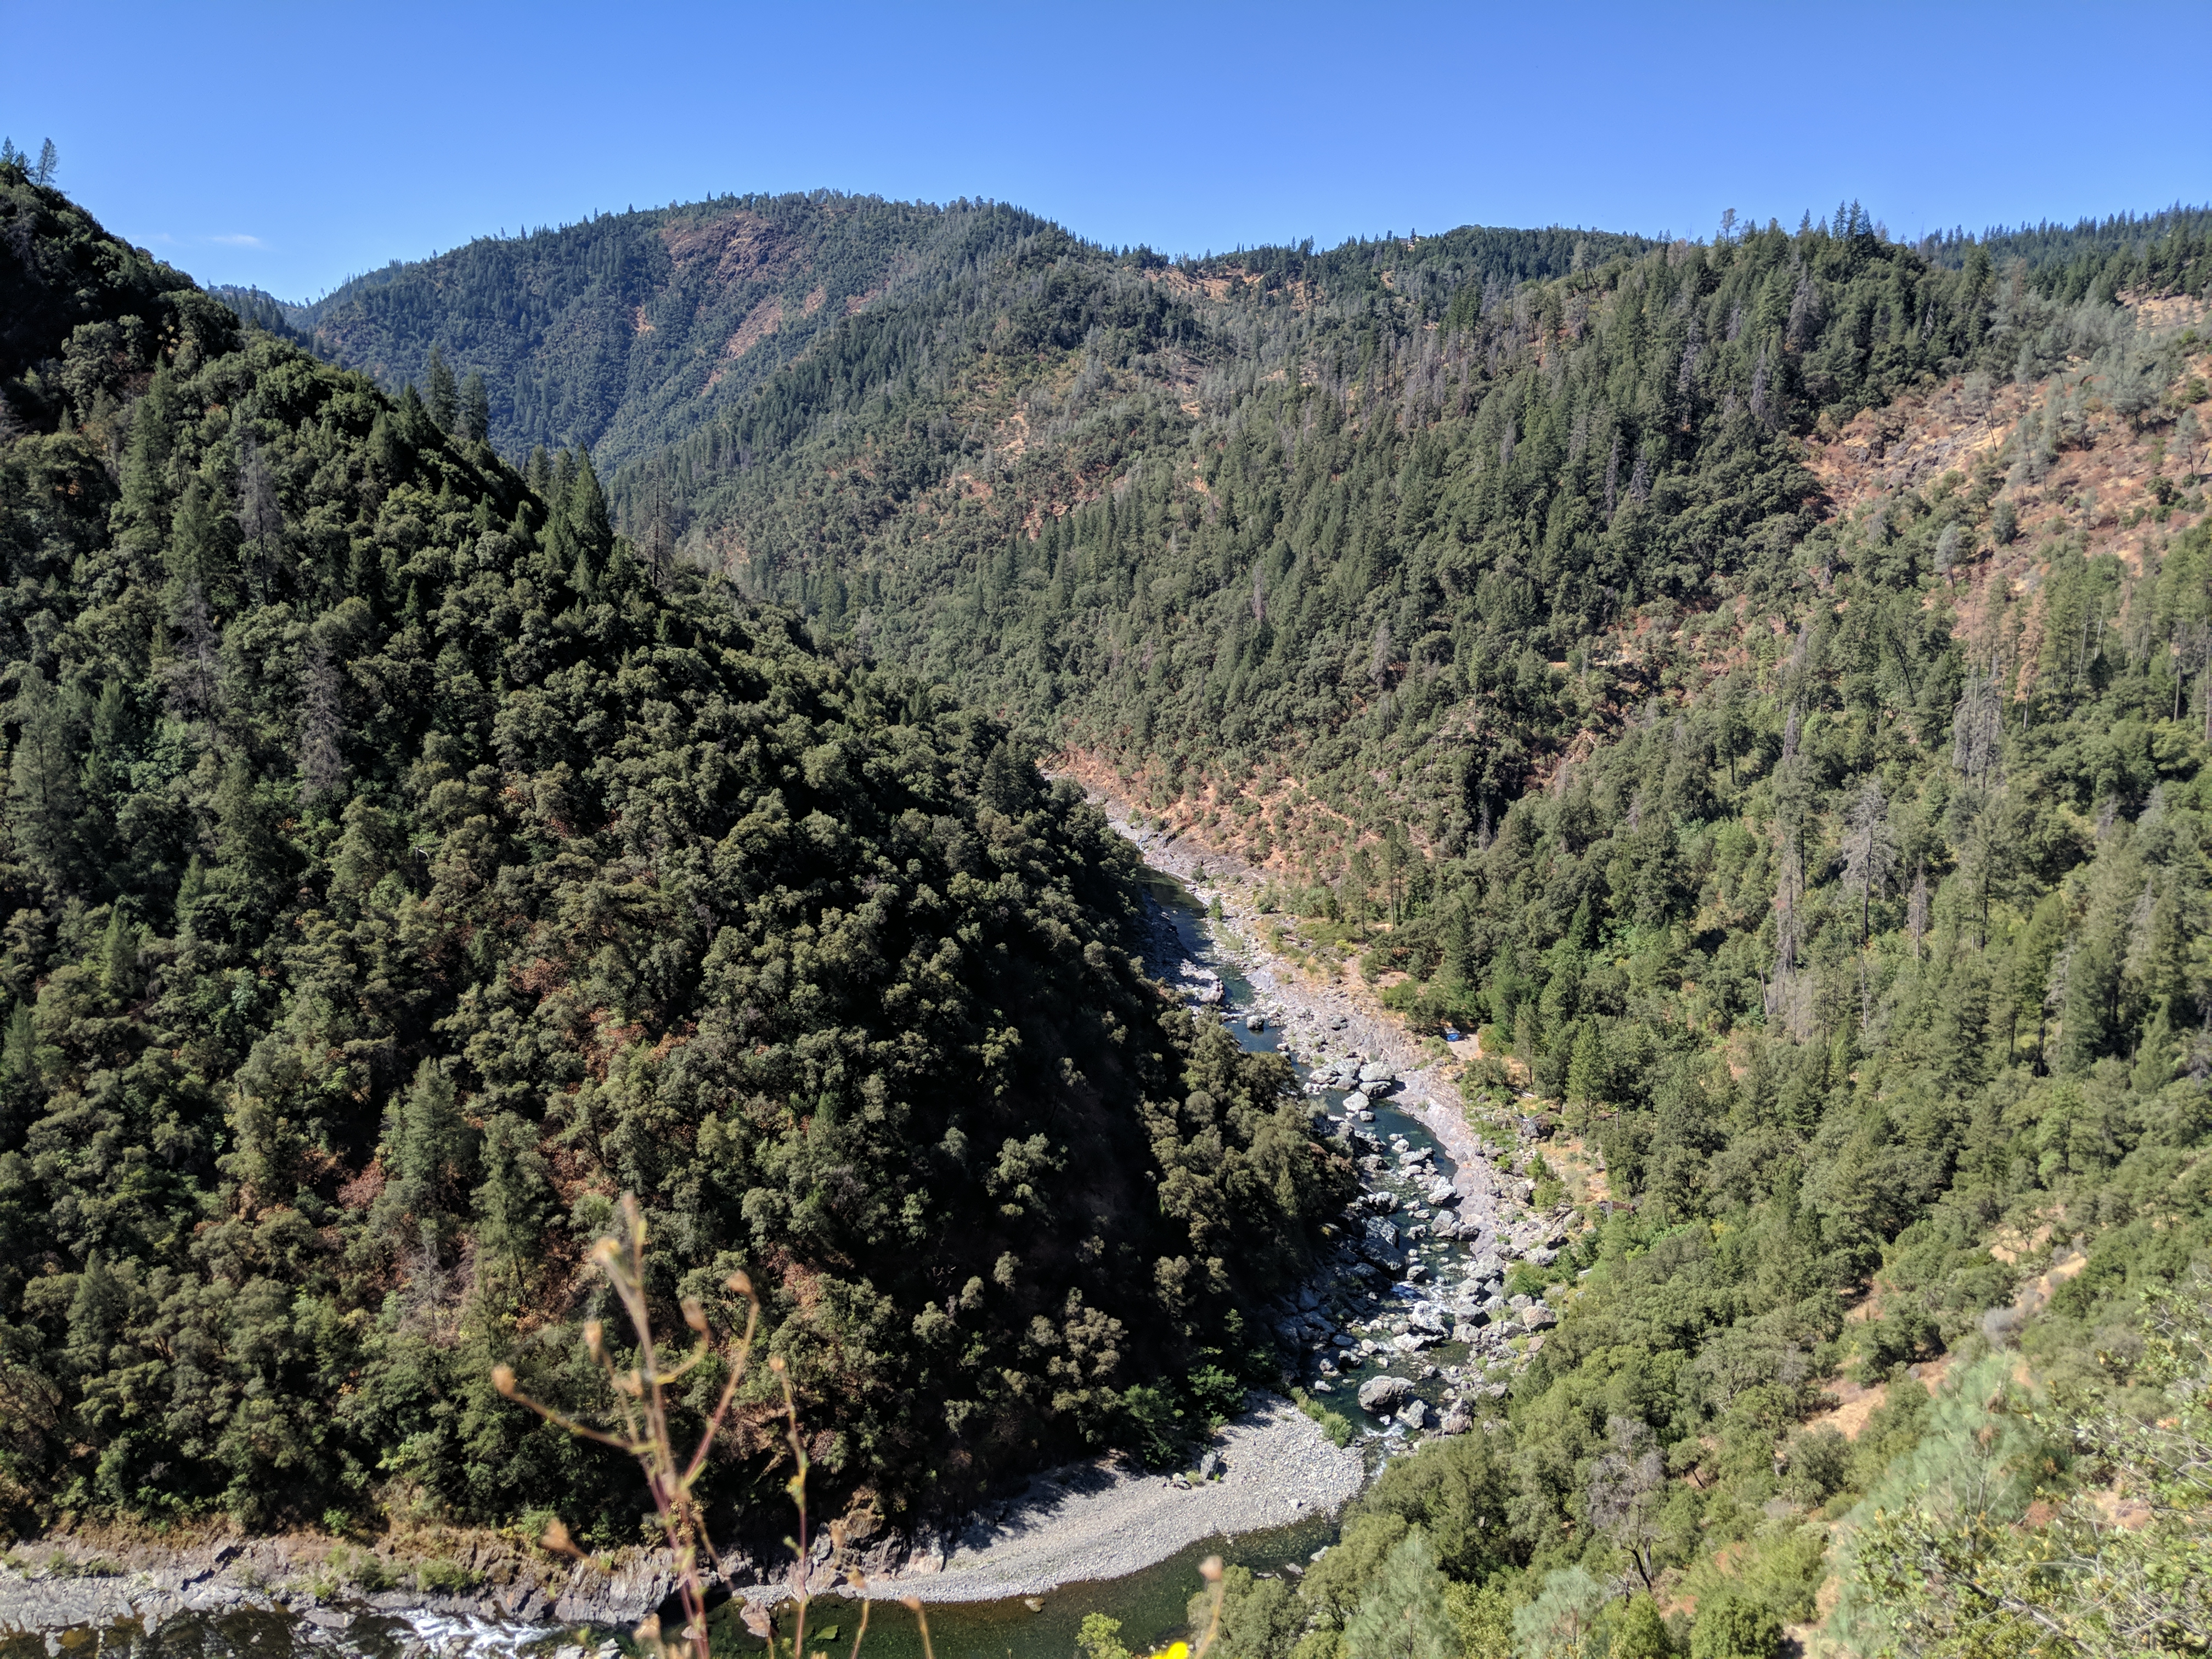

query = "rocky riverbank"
[1110,803,1590,1447]
[881,1395,1358,1602]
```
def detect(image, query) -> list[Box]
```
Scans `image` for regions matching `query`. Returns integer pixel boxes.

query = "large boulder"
[1397,1399,1430,1431]
[1522,1303,1559,1330]
[1359,1062,1396,1085]
[1425,1180,1459,1207]
[1438,1404,1475,1435]
[1358,1374,1417,1414]
[1362,1215,1401,1251]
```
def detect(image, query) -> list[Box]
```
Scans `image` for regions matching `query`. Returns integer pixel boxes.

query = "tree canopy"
[0,160,1352,1536]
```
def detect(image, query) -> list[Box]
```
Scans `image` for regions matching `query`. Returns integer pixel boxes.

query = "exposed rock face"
[1358,1374,1416,1414]
[1406,1301,1451,1337]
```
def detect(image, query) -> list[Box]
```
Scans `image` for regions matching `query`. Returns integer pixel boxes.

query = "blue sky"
[7,0,2207,301]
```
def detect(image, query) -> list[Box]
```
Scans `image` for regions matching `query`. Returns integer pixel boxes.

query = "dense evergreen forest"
[9,143,2212,1653]
[578,198,2207,1653]
[268,194,1071,468]
[0,162,1355,1537]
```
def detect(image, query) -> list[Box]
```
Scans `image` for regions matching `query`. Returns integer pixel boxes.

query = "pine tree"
[1841,778,1898,944]
[7,670,81,891]
[0,1002,40,1137]
[460,370,490,444]
[236,431,283,592]
[117,361,178,558]
[99,905,139,1003]
[163,580,222,720]
[550,449,613,592]
[426,346,458,432]
[472,1111,552,1276]
[1341,1531,1459,1659]
[297,637,347,804]
[374,1059,478,1257]
[980,741,1028,814]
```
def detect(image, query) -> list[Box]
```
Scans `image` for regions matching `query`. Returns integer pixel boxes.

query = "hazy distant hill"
[278,192,1057,465]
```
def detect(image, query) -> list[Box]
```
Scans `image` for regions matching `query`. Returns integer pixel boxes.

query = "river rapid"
[4,852,1568,1659]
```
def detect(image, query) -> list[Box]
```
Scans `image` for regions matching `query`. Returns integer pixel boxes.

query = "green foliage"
[1291,1387,1355,1448]
[1837,1276,2212,1657]
[1076,1611,1133,1659]
[602,203,2210,887]
[0,165,1352,1531]
[414,1556,476,1594]
[1340,1530,1459,1659]
[14,140,2212,1652]
[1443,1579,1517,1659]
[661,198,2212,1654]
[1612,1593,1676,1659]
[1514,1566,1610,1658]
[1688,1593,1781,1659]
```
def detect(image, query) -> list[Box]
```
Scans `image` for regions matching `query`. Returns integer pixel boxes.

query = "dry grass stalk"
[492,1194,924,1659]
[493,1194,1222,1659]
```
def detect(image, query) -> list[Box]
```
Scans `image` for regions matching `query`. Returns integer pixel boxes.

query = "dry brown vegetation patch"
[1805,1374,1887,1441]
[706,297,786,391]
[1810,314,2211,592]
[660,208,799,285]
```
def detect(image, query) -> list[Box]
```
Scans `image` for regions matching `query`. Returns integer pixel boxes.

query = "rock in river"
[1358,1374,1417,1414]
[1353,1380,1407,1415]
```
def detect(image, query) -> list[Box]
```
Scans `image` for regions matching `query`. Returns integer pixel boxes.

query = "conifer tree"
[1342,1532,1460,1659]
[459,370,489,443]
[426,345,458,432]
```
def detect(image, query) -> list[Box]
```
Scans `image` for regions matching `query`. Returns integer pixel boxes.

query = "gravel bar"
[879,1395,1359,1602]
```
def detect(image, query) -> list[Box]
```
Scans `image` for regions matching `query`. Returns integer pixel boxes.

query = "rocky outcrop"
[1357,1375,1416,1414]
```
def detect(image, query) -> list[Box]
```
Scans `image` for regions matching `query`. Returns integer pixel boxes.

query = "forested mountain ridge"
[270,194,1065,468]
[0,163,1354,1537]
[266,198,1660,484]
[579,200,2212,1652]
[616,203,2210,868]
